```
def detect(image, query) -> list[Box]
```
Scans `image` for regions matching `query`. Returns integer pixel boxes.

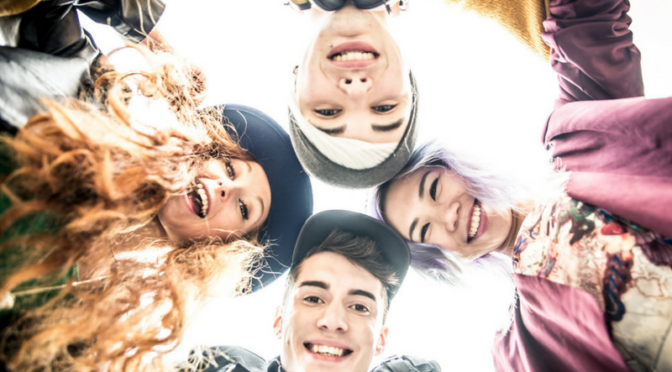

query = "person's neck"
[496,203,534,257]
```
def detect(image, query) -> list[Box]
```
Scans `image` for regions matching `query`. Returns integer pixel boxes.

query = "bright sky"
[81,0,672,370]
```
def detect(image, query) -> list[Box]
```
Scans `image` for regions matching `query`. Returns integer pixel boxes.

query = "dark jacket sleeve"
[183,346,267,372]
[74,0,166,43]
[17,0,165,62]
[372,355,442,372]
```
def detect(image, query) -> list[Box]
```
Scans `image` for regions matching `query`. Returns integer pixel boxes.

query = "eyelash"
[315,109,341,117]
[373,104,397,113]
[225,160,235,180]
[420,223,429,243]
[351,304,370,313]
[304,296,323,304]
[226,160,249,221]
[430,177,438,201]
[239,200,248,220]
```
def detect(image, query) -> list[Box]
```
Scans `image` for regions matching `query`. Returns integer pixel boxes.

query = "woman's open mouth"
[304,342,353,358]
[187,181,210,218]
[467,199,488,243]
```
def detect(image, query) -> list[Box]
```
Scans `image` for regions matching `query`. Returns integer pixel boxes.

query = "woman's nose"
[338,76,372,96]
[442,201,460,233]
[215,179,238,201]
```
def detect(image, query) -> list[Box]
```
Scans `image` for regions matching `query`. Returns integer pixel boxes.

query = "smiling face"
[275,252,388,372]
[157,158,271,242]
[384,166,513,261]
[296,4,411,143]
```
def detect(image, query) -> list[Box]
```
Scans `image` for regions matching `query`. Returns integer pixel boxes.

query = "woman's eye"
[351,304,370,313]
[239,200,248,220]
[314,109,341,117]
[420,223,430,243]
[430,178,438,201]
[304,296,323,304]
[225,161,235,180]
[373,104,397,113]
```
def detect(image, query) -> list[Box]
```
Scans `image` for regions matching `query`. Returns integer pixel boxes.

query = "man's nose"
[338,76,373,96]
[316,303,348,332]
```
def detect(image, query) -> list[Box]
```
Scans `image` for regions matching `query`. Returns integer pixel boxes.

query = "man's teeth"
[332,51,375,61]
[469,203,481,239]
[197,182,208,216]
[309,344,345,357]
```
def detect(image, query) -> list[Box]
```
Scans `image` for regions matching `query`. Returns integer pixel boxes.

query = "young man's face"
[295,4,411,143]
[275,251,389,372]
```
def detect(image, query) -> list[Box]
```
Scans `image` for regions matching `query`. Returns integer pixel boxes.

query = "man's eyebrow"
[348,289,377,302]
[299,280,329,290]
[311,122,346,135]
[371,118,404,132]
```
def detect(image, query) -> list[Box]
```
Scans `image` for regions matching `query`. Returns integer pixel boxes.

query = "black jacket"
[187,346,442,372]
[0,0,165,131]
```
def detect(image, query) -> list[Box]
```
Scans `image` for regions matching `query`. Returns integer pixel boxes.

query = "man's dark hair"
[283,229,399,323]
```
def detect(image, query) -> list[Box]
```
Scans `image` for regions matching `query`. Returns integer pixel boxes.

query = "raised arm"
[542,0,643,103]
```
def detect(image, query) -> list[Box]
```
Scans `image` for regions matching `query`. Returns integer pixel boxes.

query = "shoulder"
[182,346,267,372]
[372,355,442,372]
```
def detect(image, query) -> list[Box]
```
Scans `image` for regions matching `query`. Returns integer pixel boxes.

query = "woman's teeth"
[469,203,481,239]
[196,182,208,217]
[309,344,346,357]
[332,51,375,61]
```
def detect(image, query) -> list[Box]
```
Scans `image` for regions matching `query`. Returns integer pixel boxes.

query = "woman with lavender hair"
[372,0,672,370]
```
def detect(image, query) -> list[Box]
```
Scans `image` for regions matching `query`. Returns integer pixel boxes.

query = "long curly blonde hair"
[0,46,263,371]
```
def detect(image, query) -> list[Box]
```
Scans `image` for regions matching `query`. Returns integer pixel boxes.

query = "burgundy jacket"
[541,0,672,239]
[493,0,671,370]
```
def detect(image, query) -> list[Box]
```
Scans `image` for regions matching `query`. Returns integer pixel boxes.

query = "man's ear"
[374,326,389,356]
[273,306,284,340]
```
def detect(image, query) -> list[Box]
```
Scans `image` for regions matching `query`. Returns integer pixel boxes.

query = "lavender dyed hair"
[370,140,530,285]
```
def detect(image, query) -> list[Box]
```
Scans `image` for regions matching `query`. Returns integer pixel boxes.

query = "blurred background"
[82,0,672,370]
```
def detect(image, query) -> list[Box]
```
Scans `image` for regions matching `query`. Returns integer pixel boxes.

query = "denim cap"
[221,104,314,291]
[288,72,419,189]
[291,210,411,301]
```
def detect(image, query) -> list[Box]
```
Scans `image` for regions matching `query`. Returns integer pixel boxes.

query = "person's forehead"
[295,252,383,298]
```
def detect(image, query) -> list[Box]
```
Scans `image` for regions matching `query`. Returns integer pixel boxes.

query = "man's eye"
[373,104,397,113]
[314,109,341,116]
[430,177,438,201]
[351,304,370,313]
[225,161,235,180]
[420,223,430,243]
[304,296,323,304]
[239,200,248,220]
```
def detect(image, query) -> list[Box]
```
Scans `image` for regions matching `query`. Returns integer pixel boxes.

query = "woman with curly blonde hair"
[0,42,312,372]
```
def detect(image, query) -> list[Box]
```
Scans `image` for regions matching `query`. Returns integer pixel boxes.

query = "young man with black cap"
[187,210,440,372]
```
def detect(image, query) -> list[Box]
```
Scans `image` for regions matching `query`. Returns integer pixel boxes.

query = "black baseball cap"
[291,210,411,300]
[220,104,314,291]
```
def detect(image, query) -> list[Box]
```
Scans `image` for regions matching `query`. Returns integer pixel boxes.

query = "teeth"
[469,203,481,239]
[309,344,345,357]
[332,51,375,61]
[197,182,208,216]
